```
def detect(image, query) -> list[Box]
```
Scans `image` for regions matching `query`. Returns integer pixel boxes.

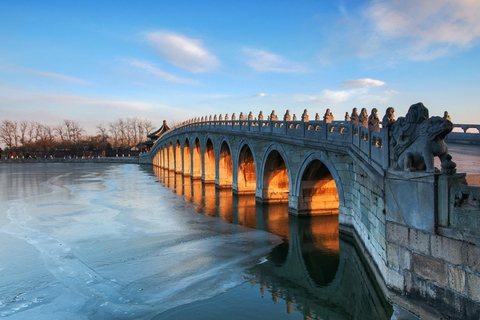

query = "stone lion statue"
[390,103,455,173]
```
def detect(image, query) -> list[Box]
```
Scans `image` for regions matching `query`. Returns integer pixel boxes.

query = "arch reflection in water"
[152,168,392,320]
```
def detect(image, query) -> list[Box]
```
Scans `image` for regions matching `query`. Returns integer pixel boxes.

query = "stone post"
[437,173,467,227]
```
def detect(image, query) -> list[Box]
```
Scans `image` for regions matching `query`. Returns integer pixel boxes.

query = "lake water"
[0,163,393,319]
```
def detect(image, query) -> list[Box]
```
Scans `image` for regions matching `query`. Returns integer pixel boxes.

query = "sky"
[1,0,480,134]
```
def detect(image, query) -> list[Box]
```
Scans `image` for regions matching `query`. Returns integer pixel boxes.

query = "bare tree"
[96,124,109,143]
[69,121,84,144]
[19,121,29,146]
[0,120,19,149]
[142,119,155,137]
[36,124,56,153]
[117,119,126,148]
[55,120,84,143]
[96,124,110,155]
[108,121,120,149]
[125,118,133,148]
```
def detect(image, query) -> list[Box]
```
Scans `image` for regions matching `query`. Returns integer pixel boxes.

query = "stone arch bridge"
[143,115,388,216]
[140,105,480,319]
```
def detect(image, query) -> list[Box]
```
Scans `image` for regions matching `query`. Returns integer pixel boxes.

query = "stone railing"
[158,118,389,174]
[149,104,473,175]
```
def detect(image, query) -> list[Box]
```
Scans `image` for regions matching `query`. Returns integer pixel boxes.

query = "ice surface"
[0,164,281,319]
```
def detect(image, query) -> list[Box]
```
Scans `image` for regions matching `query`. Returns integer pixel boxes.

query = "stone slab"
[465,243,480,274]
[431,234,463,265]
[449,265,466,294]
[467,273,480,303]
[385,173,436,233]
[413,254,448,287]
[386,221,409,248]
[407,228,430,256]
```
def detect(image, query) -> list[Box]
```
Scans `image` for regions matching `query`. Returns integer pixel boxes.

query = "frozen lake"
[0,164,283,319]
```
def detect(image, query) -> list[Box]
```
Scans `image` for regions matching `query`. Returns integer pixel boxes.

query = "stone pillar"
[437,173,467,227]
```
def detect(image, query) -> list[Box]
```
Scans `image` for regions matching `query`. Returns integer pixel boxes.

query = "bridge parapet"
[454,124,480,133]
[159,118,390,175]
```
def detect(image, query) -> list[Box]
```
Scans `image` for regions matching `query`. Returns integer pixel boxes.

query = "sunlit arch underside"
[204,139,215,183]
[183,139,191,176]
[218,141,233,188]
[192,138,202,179]
[175,140,182,173]
[263,150,289,203]
[237,144,256,194]
[168,142,174,171]
[298,159,339,215]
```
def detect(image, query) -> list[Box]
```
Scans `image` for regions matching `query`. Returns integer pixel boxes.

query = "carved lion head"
[421,116,453,141]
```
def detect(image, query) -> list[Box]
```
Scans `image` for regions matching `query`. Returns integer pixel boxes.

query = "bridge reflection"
[153,168,392,319]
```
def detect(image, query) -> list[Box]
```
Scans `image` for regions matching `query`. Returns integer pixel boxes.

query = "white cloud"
[366,0,480,60]
[383,89,400,96]
[321,89,353,103]
[254,93,266,97]
[128,59,199,85]
[342,78,386,87]
[290,77,390,105]
[145,31,219,73]
[243,48,309,73]
[323,0,480,62]
[27,69,90,85]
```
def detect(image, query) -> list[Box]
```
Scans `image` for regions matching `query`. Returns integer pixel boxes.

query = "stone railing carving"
[389,102,455,173]
[447,184,480,237]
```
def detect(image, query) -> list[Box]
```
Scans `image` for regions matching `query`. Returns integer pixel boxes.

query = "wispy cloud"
[383,89,400,96]
[321,89,354,103]
[323,0,480,63]
[243,48,309,73]
[291,77,389,105]
[367,0,480,60]
[254,92,266,97]
[26,69,90,85]
[144,31,220,73]
[128,59,200,85]
[342,78,386,88]
[0,85,193,134]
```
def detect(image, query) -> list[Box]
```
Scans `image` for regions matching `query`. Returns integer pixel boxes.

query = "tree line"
[0,118,156,159]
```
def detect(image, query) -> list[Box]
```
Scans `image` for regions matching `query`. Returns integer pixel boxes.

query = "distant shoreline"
[0,156,139,164]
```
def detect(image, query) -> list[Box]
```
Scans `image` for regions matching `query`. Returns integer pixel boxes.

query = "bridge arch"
[158,149,162,168]
[161,145,167,168]
[293,151,345,215]
[204,138,215,183]
[218,138,233,188]
[168,142,174,171]
[258,143,291,203]
[183,138,191,176]
[175,140,182,173]
[236,140,257,195]
[192,137,202,179]
[156,146,162,167]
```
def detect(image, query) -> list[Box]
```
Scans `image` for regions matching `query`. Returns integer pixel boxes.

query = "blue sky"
[1,0,479,133]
